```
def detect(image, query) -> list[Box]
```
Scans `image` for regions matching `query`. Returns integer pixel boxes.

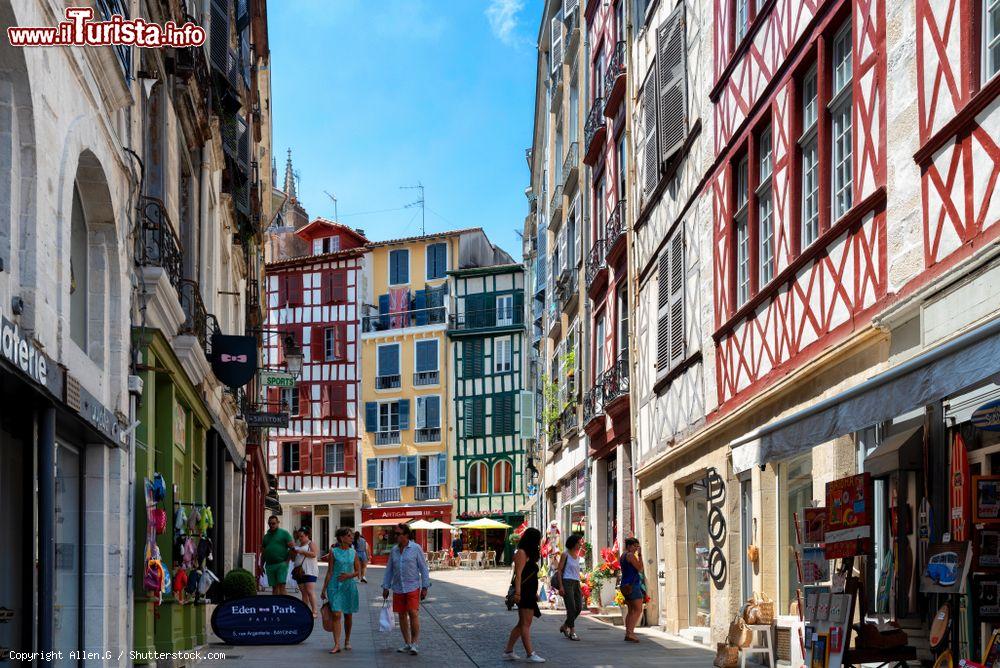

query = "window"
[493,461,513,494]
[281,441,299,473]
[496,294,514,326]
[594,49,605,101]
[735,0,750,42]
[324,442,345,473]
[757,126,775,287]
[778,455,813,611]
[492,393,516,436]
[324,326,345,361]
[415,339,438,373]
[70,185,88,350]
[617,134,627,201]
[831,23,853,221]
[800,66,820,248]
[389,249,409,285]
[468,461,488,495]
[426,242,448,279]
[378,402,400,433]
[594,175,606,239]
[594,316,606,377]
[464,396,486,437]
[463,339,485,379]
[656,227,685,373]
[734,155,750,306]
[316,236,340,254]
[280,387,300,416]
[495,337,513,373]
[377,343,400,387]
[321,270,347,304]
[617,283,629,359]
[987,0,1000,81]
[415,396,441,429]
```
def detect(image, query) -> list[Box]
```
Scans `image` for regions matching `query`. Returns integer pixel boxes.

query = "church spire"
[284,148,297,201]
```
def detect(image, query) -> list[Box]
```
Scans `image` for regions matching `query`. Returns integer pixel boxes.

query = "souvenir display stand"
[742,624,775,668]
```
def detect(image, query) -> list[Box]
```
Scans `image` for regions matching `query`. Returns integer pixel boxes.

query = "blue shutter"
[414,289,428,326]
[398,457,408,487]
[378,294,390,329]
[426,396,440,428]
[415,341,435,372]
[367,458,378,489]
[438,453,447,484]
[406,455,418,486]
[398,399,410,430]
[379,345,399,376]
[365,402,377,432]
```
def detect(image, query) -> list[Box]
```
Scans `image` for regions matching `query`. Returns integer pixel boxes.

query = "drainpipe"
[37,403,56,655]
[199,146,212,294]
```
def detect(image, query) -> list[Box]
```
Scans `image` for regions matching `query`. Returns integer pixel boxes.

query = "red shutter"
[332,383,347,418]
[320,384,332,418]
[320,271,333,304]
[312,326,326,362]
[288,274,303,306]
[267,387,279,410]
[312,441,324,474]
[344,440,357,474]
[277,274,288,305]
[298,383,311,417]
[299,440,310,473]
[334,324,346,360]
[332,271,347,302]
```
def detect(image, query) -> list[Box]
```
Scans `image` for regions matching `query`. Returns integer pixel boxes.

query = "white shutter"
[657,4,687,165]
[558,226,568,276]
[572,195,582,267]
[563,0,579,15]
[415,397,426,429]
[550,11,563,73]
[656,245,671,371]
[641,71,659,202]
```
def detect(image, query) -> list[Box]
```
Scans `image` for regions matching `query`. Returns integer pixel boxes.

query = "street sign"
[259,371,295,388]
[244,411,289,428]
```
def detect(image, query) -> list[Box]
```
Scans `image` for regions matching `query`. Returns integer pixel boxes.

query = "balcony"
[584,97,607,164]
[560,403,579,437]
[604,352,630,407]
[414,485,439,501]
[376,487,401,503]
[375,374,401,390]
[604,199,627,260]
[556,270,579,313]
[362,303,446,333]
[549,184,564,224]
[603,41,627,117]
[562,142,579,189]
[137,197,183,290]
[415,427,441,443]
[413,370,439,386]
[375,431,401,446]
[177,279,220,356]
[583,383,604,425]
[550,66,564,111]
[586,238,608,295]
[449,305,524,333]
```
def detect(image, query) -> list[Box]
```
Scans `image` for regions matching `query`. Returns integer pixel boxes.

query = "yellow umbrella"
[461,518,511,556]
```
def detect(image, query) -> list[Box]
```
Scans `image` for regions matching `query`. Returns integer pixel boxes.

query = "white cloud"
[486,0,525,46]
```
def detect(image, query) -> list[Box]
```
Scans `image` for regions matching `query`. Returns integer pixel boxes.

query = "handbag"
[713,643,740,668]
[752,592,775,624]
[728,617,753,648]
[621,583,634,597]
[291,564,305,583]
[321,603,334,632]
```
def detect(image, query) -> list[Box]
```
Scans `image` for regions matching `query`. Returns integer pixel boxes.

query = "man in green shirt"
[261,515,295,595]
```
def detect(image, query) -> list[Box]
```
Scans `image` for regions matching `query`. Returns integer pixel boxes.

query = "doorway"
[649,496,665,625]
[0,422,26,659]
[684,481,711,631]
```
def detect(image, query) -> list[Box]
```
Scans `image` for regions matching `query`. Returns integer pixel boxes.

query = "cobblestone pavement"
[202,566,713,667]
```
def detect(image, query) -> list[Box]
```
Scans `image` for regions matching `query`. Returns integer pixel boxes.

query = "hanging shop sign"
[824,473,874,559]
[0,312,63,397]
[244,411,289,429]
[973,399,1000,432]
[259,370,295,388]
[209,334,258,388]
[210,595,313,645]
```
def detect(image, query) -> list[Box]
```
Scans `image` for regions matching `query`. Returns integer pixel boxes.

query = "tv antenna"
[323,191,338,221]
[400,183,425,235]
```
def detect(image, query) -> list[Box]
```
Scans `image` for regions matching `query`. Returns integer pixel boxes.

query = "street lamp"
[282,334,304,378]
[525,456,539,496]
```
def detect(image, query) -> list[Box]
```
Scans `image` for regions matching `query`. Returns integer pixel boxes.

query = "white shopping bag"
[379,599,395,633]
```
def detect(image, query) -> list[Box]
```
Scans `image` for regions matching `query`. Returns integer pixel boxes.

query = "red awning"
[360,518,405,527]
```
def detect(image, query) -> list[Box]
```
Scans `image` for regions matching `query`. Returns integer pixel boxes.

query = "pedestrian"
[619,537,645,643]
[554,533,584,641]
[292,526,319,616]
[353,531,369,583]
[451,533,464,567]
[381,523,430,656]
[321,527,360,654]
[260,515,295,596]
[502,527,546,663]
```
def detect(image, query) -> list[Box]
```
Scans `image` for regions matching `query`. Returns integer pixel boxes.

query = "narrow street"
[204,567,713,667]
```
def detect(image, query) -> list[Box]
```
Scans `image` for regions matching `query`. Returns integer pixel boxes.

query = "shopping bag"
[379,599,395,633]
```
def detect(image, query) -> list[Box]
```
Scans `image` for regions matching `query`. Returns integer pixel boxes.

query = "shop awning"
[864,419,924,477]
[361,518,405,527]
[731,318,1000,474]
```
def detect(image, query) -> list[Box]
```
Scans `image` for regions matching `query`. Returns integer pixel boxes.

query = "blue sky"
[269,0,544,260]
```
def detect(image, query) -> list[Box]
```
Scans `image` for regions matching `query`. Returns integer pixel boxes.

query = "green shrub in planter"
[222,568,257,600]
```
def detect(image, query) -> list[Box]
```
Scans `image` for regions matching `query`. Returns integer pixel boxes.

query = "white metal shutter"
[551,11,563,73]
[641,70,659,202]
[572,195,582,267]
[668,228,686,367]
[657,4,687,165]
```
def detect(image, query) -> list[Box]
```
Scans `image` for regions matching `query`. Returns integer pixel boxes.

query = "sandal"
[344,643,352,651]
[329,647,341,654]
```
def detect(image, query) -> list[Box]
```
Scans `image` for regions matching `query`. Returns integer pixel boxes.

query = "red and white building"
[631,0,1000,649]
[265,219,368,549]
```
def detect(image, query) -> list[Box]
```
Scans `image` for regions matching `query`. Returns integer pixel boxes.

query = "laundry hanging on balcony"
[389,287,410,328]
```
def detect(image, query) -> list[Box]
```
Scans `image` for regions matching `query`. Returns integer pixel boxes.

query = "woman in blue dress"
[321,527,360,653]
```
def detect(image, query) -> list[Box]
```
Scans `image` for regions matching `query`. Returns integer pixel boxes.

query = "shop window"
[493,460,513,494]
[739,476,754,601]
[987,0,1000,81]
[468,461,488,495]
[281,441,300,473]
[684,481,711,628]
[778,454,813,612]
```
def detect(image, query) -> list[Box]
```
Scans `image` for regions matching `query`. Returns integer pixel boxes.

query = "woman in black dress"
[502,527,546,663]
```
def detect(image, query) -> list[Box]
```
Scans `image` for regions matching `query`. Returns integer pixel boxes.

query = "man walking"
[382,523,430,655]
[261,515,295,595]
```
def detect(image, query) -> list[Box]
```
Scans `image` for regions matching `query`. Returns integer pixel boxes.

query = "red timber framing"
[915,0,1000,274]
[585,0,631,455]
[711,0,888,411]
[265,248,363,493]
[243,440,268,557]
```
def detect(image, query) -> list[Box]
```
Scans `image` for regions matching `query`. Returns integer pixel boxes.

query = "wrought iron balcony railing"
[560,403,578,435]
[414,485,439,501]
[550,184,564,219]
[586,238,607,289]
[361,304,446,333]
[413,371,439,386]
[603,352,630,405]
[415,427,441,443]
[375,431,401,446]
[562,143,579,187]
[177,279,220,356]
[375,374,401,390]
[603,41,626,103]
[137,197,184,290]
[376,487,401,503]
[584,97,606,152]
[557,270,578,307]
[605,199,627,257]
[449,306,523,331]
[583,383,604,424]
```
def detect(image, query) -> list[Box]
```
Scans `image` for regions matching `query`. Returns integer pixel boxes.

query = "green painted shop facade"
[447,265,531,546]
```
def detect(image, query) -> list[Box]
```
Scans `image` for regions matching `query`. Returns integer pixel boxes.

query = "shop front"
[360,503,452,565]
